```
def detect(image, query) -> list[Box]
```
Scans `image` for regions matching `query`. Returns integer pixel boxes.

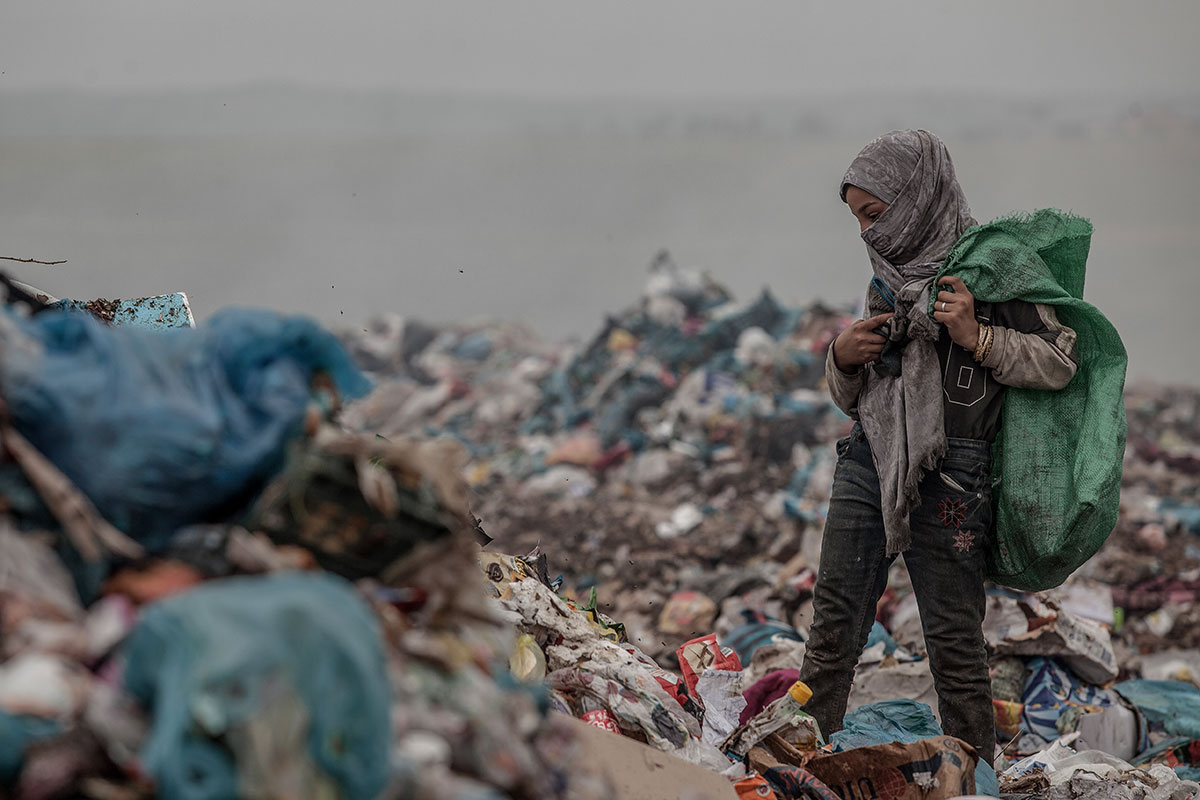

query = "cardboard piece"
[989,596,1118,685]
[751,735,977,800]
[563,715,739,800]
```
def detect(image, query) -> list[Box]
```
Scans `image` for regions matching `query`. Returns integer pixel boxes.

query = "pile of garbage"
[1,255,1198,799]
[483,537,1001,798]
[340,253,850,667]
[335,253,1200,798]
[0,290,611,799]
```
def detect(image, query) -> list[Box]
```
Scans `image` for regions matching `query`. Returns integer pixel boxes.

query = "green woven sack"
[933,210,1127,591]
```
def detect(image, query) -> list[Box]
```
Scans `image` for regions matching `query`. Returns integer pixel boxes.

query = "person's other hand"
[832,312,893,371]
[934,276,980,351]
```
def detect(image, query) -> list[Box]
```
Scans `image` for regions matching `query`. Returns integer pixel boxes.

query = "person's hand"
[933,276,980,351]
[832,312,893,372]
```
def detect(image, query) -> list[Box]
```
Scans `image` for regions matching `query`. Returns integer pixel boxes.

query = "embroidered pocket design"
[937,497,968,529]
[953,528,976,554]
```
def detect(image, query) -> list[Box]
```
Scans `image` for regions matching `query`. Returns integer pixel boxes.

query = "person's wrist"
[963,325,980,352]
[831,338,859,374]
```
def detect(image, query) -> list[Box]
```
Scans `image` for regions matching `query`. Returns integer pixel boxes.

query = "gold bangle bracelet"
[974,324,993,363]
[973,323,988,361]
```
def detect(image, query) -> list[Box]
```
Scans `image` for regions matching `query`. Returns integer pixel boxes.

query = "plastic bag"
[677,633,742,696]
[0,307,370,548]
[121,572,390,800]
[1115,680,1200,740]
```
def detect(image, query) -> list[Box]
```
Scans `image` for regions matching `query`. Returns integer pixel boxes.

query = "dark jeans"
[798,423,996,766]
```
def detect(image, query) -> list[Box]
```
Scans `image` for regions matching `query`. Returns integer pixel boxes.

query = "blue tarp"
[1116,680,1200,740]
[0,306,370,550]
[122,572,391,800]
[724,621,805,664]
[0,710,60,782]
[1159,499,1200,536]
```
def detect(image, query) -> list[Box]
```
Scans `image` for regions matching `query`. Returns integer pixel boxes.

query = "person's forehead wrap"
[840,131,920,205]
[840,129,975,276]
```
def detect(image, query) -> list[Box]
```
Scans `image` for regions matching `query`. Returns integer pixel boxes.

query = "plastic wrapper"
[695,668,746,747]
[678,633,742,696]
[546,667,728,770]
[1002,735,1199,800]
[732,771,780,799]
[509,633,547,684]
[621,643,705,722]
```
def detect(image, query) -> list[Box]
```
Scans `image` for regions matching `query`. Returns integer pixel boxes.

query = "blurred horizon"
[3,84,1198,137]
[3,1,1197,383]
[5,1,1198,96]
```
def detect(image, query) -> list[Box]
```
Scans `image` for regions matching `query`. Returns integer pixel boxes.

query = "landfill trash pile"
[336,254,1200,798]
[0,254,1198,799]
[340,253,851,668]
[0,297,610,799]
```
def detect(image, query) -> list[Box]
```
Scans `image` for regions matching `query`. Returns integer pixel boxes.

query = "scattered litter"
[0,261,1196,798]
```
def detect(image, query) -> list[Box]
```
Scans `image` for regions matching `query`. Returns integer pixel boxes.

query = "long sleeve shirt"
[825,299,1078,442]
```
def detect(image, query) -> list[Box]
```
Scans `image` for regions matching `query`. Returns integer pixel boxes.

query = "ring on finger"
[940,301,948,312]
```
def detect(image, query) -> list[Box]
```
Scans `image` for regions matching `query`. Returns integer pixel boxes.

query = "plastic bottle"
[724,680,822,758]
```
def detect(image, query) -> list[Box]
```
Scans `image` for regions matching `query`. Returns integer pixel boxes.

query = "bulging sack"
[935,211,1127,591]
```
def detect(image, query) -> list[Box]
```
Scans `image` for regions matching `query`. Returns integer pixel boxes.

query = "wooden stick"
[0,256,67,265]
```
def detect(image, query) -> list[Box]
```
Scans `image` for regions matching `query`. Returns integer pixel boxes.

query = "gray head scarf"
[841,129,977,555]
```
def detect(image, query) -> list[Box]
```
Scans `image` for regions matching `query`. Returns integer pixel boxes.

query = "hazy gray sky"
[4,1,1197,97]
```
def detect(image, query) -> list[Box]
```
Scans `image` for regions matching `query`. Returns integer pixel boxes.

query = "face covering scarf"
[841,129,977,555]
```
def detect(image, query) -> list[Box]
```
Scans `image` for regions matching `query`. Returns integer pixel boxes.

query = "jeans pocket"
[932,459,993,541]
[939,458,988,497]
[939,470,968,494]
